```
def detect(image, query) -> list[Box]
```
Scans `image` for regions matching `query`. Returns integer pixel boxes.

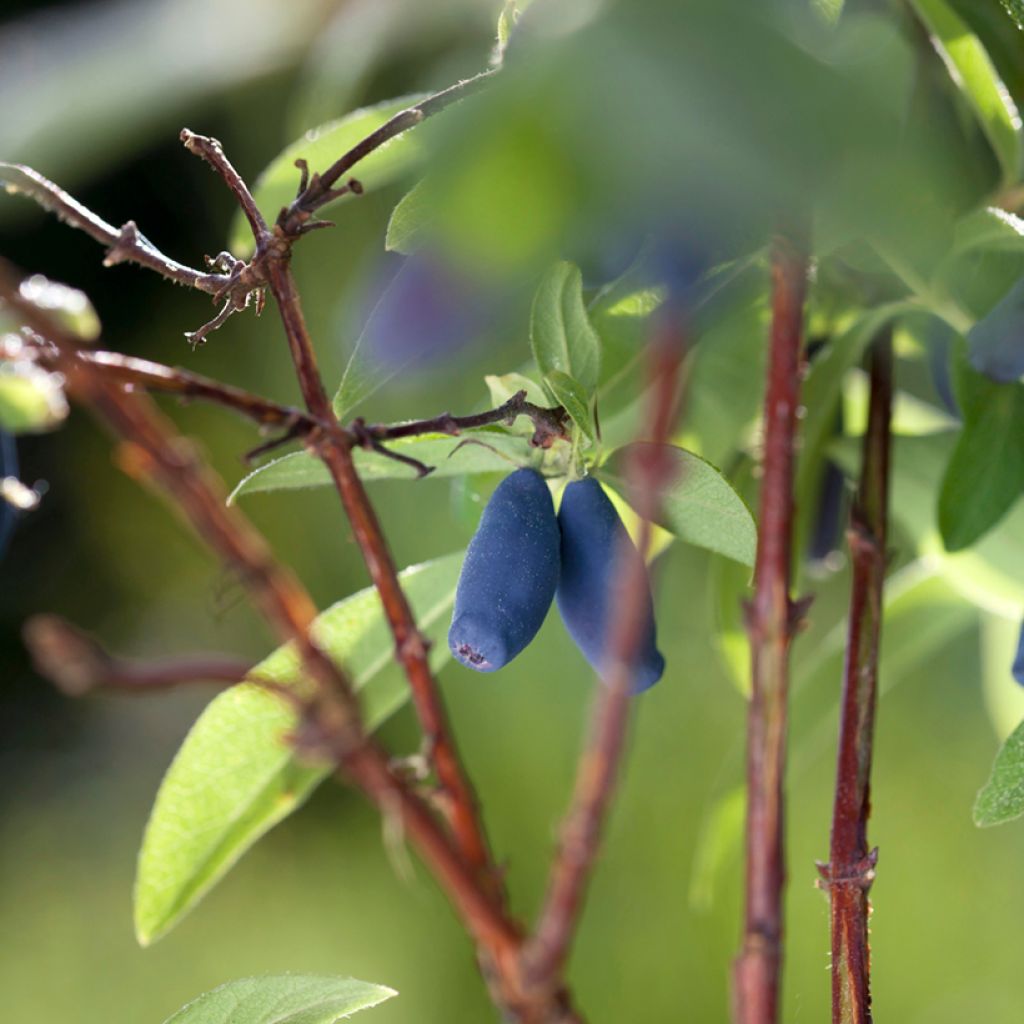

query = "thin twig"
[364,391,570,450]
[523,314,686,996]
[278,70,497,232]
[180,130,270,243]
[0,163,235,296]
[733,231,810,1024]
[23,614,255,697]
[2,334,317,434]
[819,334,893,1024]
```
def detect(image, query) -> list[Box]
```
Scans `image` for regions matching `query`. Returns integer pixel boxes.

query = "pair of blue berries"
[448,468,665,692]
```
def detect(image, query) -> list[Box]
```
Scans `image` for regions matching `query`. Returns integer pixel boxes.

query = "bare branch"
[181,129,269,243]
[0,162,233,296]
[24,614,254,697]
[2,334,318,436]
[734,231,810,1024]
[523,315,686,994]
[819,333,893,1024]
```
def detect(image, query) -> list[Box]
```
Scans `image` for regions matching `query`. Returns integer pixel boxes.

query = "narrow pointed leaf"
[229,432,538,503]
[530,261,601,397]
[599,443,756,566]
[134,554,462,945]
[975,717,1024,826]
[163,975,396,1024]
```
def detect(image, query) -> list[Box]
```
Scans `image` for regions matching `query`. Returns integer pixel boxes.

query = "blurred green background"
[3,1,1024,1022]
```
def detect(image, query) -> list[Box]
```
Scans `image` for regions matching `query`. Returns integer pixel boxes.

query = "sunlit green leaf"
[229,433,537,503]
[974,716,1024,826]
[385,179,434,254]
[163,975,396,1024]
[908,0,1022,186]
[938,352,1024,550]
[530,261,601,398]
[599,444,756,566]
[230,94,429,256]
[134,554,462,945]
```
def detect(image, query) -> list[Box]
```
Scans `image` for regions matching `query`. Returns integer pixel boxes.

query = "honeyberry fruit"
[556,477,665,692]
[448,467,560,672]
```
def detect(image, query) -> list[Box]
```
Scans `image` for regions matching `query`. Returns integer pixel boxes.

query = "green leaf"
[543,369,594,441]
[938,352,1024,551]
[385,179,434,254]
[832,430,1024,614]
[134,554,462,945]
[163,975,396,1024]
[230,94,429,256]
[949,207,1024,260]
[599,444,757,566]
[229,433,537,503]
[530,261,601,398]
[908,0,1022,186]
[975,717,1024,826]
[0,360,68,434]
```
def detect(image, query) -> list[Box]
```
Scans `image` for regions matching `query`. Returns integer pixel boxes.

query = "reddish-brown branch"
[262,254,500,893]
[23,614,254,697]
[820,334,893,1024]
[733,232,809,1024]
[523,315,686,997]
[1,261,523,969]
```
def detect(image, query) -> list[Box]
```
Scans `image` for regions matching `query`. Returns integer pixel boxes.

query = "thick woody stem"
[262,255,499,891]
[733,232,809,1024]
[523,316,685,996]
[822,334,893,1024]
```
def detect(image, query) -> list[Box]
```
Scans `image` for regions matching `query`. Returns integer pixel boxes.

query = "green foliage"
[229,434,542,501]
[385,179,434,255]
[939,349,1024,550]
[134,555,462,945]
[162,976,396,1024]
[529,261,601,440]
[975,717,1024,826]
[230,95,429,256]
[908,0,1023,187]
[599,444,756,567]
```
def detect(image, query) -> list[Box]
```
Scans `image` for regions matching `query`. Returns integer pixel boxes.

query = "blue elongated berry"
[556,477,665,693]
[449,468,560,672]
